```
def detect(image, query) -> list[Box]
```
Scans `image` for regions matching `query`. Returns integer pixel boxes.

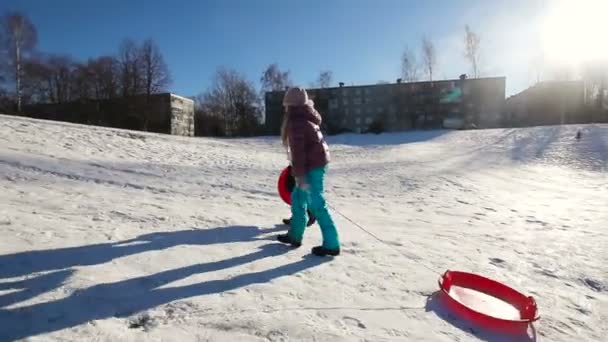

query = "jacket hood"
[289,105,322,125]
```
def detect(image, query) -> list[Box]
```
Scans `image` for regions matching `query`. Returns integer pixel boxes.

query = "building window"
[355,108,361,115]
[365,88,371,95]
[342,98,348,106]
[356,88,362,95]
[365,117,373,124]
[356,118,361,124]
[365,97,371,104]
[389,106,396,115]
[377,107,383,113]
[353,97,362,105]
[367,107,374,115]
[329,99,338,109]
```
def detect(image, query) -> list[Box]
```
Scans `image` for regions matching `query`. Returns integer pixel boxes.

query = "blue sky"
[3,0,555,97]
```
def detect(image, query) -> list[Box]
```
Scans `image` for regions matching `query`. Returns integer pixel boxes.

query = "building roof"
[265,76,507,97]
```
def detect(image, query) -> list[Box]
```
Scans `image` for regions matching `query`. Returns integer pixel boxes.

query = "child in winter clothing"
[277,87,340,256]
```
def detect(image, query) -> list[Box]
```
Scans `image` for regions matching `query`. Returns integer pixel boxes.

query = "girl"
[277,87,340,256]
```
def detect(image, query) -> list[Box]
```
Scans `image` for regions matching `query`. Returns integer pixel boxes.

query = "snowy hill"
[0,114,606,341]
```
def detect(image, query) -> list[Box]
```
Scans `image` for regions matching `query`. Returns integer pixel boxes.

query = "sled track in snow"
[0,158,172,194]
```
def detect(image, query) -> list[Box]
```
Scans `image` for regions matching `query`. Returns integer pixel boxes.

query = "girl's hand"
[296,177,309,191]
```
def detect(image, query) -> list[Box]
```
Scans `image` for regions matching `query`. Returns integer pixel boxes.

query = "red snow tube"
[438,270,539,334]
[277,166,295,205]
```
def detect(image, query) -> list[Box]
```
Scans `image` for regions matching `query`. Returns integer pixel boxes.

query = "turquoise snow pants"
[288,166,340,249]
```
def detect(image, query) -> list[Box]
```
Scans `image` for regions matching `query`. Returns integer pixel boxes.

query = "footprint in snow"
[343,316,367,329]
[386,241,404,247]
[128,313,157,331]
[489,258,506,268]
[580,278,606,292]
[538,269,559,279]
[525,219,548,226]
[569,303,591,316]
[266,330,287,341]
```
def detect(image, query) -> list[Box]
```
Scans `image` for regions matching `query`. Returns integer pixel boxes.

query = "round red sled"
[277,166,295,205]
[438,270,539,334]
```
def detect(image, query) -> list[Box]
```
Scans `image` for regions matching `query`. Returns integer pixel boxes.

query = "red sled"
[277,166,295,205]
[438,270,539,334]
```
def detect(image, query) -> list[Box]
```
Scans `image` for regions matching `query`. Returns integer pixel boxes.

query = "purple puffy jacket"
[287,106,330,178]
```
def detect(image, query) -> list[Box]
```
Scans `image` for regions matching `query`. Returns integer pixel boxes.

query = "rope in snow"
[329,204,444,277]
[183,304,430,319]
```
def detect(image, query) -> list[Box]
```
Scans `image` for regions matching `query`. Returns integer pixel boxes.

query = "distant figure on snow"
[576,129,582,140]
[277,87,340,256]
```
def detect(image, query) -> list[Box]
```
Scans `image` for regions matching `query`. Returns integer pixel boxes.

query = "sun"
[542,0,608,66]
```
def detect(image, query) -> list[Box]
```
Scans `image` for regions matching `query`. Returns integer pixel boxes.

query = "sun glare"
[542,0,608,66]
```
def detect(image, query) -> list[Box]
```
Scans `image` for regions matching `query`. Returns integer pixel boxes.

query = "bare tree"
[89,56,120,99]
[118,39,144,97]
[140,39,171,97]
[200,67,261,137]
[260,63,292,92]
[0,74,6,104]
[21,55,51,104]
[0,12,38,112]
[317,70,333,88]
[0,85,11,112]
[421,36,436,81]
[20,54,76,104]
[531,52,544,84]
[54,55,75,103]
[401,45,419,82]
[464,25,481,78]
[71,61,94,101]
[44,54,75,103]
[548,64,575,81]
[582,61,608,110]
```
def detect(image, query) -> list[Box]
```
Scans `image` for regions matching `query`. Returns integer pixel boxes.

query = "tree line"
[194,63,333,137]
[0,13,171,114]
[0,12,334,137]
[0,10,472,137]
[2,12,604,137]
[400,26,480,82]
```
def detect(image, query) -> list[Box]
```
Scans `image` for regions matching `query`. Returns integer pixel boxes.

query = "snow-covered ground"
[0,113,606,341]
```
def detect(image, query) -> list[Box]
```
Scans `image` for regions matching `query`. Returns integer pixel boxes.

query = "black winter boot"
[307,213,316,226]
[311,246,340,256]
[283,212,316,227]
[277,234,302,248]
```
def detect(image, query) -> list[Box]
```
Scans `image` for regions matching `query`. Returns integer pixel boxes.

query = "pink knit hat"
[283,87,314,107]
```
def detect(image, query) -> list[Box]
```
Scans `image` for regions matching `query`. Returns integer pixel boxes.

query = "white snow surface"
[0,114,606,341]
